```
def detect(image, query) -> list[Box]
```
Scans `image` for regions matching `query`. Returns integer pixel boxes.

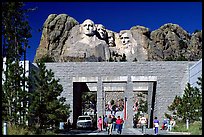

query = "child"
[98,116,103,132]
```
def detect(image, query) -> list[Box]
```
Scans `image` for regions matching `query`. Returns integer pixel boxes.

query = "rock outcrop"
[34,14,79,62]
[34,14,202,62]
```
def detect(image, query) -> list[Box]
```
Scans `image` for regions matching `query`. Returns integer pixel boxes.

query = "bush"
[5,124,57,135]
[189,121,202,135]
[172,120,202,135]
[7,125,35,135]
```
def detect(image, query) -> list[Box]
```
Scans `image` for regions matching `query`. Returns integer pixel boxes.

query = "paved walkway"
[88,128,191,135]
[88,128,143,135]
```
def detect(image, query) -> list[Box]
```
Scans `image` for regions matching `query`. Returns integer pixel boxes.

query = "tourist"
[107,114,113,135]
[103,115,108,131]
[116,116,123,135]
[170,118,176,131]
[139,114,147,134]
[133,116,137,128]
[98,116,103,132]
[153,116,160,135]
[112,115,117,131]
[167,118,171,131]
[162,118,167,130]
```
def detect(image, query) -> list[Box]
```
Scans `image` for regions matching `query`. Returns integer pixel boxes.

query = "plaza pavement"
[88,128,191,135]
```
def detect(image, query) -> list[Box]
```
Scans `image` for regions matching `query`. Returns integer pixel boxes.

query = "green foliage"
[2,2,32,126]
[193,29,201,33]
[172,121,202,135]
[189,121,202,135]
[196,77,202,91]
[164,54,188,61]
[164,56,175,61]
[137,93,148,114]
[81,92,96,113]
[6,124,57,135]
[2,2,32,60]
[38,55,55,62]
[167,76,202,122]
[7,124,35,135]
[176,54,188,61]
[179,40,187,50]
[2,60,29,124]
[28,59,71,132]
[133,93,148,121]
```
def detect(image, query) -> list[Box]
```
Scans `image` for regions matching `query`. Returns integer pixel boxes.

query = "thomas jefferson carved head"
[81,19,96,36]
[96,24,107,40]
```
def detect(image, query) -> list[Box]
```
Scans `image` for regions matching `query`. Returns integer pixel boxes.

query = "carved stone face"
[120,32,130,45]
[81,19,95,36]
[97,24,106,39]
[107,32,115,47]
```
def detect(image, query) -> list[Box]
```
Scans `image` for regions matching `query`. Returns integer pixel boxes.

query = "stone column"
[124,75,133,128]
[97,77,104,127]
[147,82,153,128]
[69,81,74,124]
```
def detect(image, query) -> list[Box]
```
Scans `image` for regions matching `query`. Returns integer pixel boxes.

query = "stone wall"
[189,59,202,88]
[33,61,196,127]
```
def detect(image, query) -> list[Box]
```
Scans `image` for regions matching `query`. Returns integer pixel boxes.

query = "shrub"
[172,120,202,135]
[7,125,35,135]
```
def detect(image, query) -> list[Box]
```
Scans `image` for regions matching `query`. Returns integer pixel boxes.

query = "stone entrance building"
[39,61,195,128]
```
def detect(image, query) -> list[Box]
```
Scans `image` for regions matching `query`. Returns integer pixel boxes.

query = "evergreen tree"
[137,93,148,114]
[2,2,32,126]
[82,92,96,113]
[28,60,71,131]
[37,54,55,62]
[167,76,202,122]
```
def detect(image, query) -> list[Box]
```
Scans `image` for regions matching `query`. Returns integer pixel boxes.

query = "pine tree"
[167,76,202,122]
[2,2,32,126]
[28,60,71,131]
[137,93,148,114]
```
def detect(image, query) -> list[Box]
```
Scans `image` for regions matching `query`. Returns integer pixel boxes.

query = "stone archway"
[72,76,157,129]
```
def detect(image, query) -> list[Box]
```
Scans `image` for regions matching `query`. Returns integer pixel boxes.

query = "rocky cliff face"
[34,14,202,62]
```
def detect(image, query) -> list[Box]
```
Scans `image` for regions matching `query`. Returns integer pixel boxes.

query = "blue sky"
[24,2,202,62]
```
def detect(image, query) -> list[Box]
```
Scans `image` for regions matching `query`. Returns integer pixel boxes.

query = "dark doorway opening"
[149,81,157,128]
[73,82,97,129]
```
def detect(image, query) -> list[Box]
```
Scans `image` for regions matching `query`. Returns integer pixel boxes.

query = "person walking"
[112,115,117,131]
[153,116,160,135]
[121,118,124,132]
[167,118,171,131]
[107,114,113,135]
[116,116,123,135]
[98,116,103,132]
[104,115,108,131]
[139,114,147,134]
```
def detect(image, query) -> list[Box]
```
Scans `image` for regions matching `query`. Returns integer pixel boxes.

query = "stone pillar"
[147,82,153,128]
[69,82,74,124]
[124,75,133,128]
[97,77,104,127]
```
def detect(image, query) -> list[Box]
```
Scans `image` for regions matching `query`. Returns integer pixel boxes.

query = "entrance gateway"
[43,62,194,129]
[72,76,157,128]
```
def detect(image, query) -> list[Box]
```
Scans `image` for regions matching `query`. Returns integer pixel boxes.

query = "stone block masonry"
[33,61,196,128]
